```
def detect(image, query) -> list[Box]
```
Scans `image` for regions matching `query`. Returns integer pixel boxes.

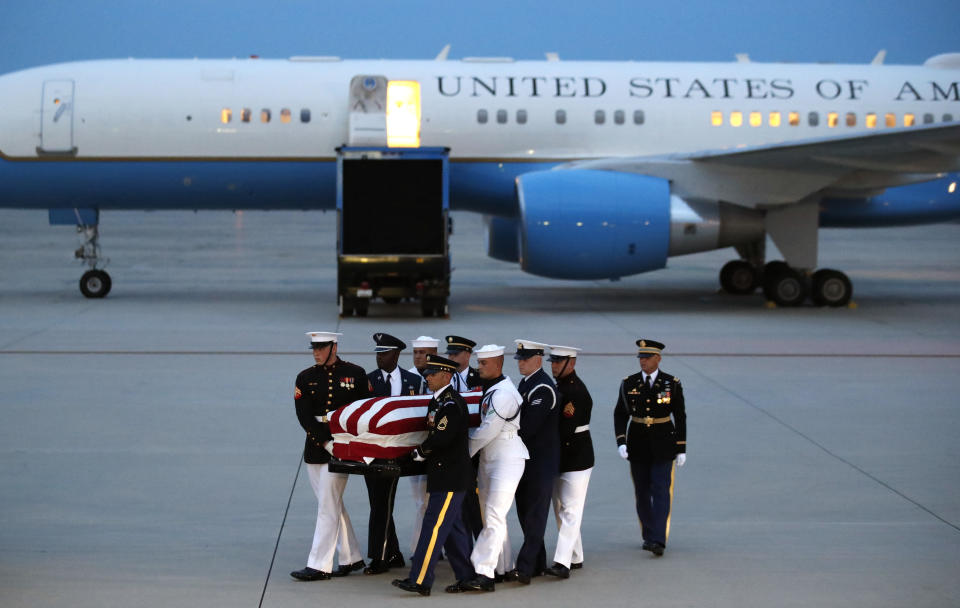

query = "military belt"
[631,416,671,427]
[315,415,329,423]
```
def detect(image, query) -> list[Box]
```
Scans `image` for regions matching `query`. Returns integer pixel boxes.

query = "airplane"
[1,51,959,306]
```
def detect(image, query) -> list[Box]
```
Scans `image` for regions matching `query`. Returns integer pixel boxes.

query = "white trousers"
[471,456,525,578]
[551,467,592,568]
[407,474,429,555]
[306,463,363,572]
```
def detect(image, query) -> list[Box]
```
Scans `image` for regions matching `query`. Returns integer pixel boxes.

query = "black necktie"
[645,375,653,389]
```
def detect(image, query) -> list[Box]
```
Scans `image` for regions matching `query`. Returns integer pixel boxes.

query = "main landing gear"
[75,224,112,298]
[719,260,853,307]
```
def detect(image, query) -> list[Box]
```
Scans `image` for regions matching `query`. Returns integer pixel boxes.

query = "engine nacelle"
[514,169,763,280]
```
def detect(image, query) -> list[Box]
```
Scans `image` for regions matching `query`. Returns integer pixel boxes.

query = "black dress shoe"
[544,563,570,579]
[503,569,531,585]
[388,553,406,568]
[651,543,665,556]
[494,573,505,583]
[393,577,431,596]
[445,580,474,593]
[462,575,496,592]
[290,567,331,581]
[642,541,654,552]
[570,562,583,570]
[363,559,389,575]
[331,560,365,577]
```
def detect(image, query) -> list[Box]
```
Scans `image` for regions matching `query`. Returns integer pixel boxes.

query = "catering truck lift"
[336,146,451,318]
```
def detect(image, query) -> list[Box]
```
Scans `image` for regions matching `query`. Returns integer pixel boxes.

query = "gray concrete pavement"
[1,209,959,607]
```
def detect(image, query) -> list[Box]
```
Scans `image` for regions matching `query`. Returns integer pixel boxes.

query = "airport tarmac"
[1,208,959,608]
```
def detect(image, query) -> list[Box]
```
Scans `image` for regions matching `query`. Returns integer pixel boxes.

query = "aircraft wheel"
[763,266,807,307]
[80,269,112,298]
[355,299,369,317]
[811,269,852,307]
[719,260,758,294]
[761,260,789,282]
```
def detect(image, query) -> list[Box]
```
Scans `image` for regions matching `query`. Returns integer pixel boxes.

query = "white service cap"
[475,344,506,359]
[548,344,581,359]
[411,335,440,348]
[306,331,342,346]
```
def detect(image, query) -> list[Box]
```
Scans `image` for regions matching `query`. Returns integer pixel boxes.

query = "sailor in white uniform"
[454,345,528,592]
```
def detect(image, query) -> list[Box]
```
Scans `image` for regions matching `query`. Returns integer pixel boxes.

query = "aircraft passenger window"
[808,112,819,127]
[885,113,896,127]
[241,108,252,123]
[711,111,723,126]
[556,109,566,124]
[633,110,645,125]
[866,113,877,128]
[613,110,625,125]
[477,109,488,124]
[281,108,292,123]
[846,112,856,127]
[730,111,743,127]
[749,111,762,127]
[923,113,934,124]
[301,109,311,123]
[221,108,232,123]
[595,110,606,125]
[516,109,527,124]
[788,112,799,126]
[827,112,839,128]
[496,109,508,124]
[904,113,915,127]
[945,114,954,122]
[769,112,781,127]
[260,109,271,123]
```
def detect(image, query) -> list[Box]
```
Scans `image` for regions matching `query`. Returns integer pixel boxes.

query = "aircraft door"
[40,79,76,154]
[347,75,421,148]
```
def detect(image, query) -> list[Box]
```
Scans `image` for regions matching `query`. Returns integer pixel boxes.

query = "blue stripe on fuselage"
[0,155,559,215]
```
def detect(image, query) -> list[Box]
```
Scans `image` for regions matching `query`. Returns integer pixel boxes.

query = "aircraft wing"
[564,123,960,207]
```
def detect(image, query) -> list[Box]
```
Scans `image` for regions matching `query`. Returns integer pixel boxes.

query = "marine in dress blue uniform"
[290,331,368,581]
[363,333,426,575]
[544,345,594,579]
[392,355,476,596]
[511,339,560,584]
[612,339,687,556]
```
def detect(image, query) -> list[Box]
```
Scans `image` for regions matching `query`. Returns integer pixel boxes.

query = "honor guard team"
[291,331,688,596]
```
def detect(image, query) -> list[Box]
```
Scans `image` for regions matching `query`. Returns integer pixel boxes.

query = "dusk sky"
[2,0,958,74]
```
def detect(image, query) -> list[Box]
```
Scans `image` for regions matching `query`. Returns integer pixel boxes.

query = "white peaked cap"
[548,344,581,358]
[513,339,549,350]
[306,331,342,344]
[412,336,440,348]
[475,344,505,359]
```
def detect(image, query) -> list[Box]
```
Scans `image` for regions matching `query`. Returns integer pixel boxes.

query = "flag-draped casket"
[325,392,483,462]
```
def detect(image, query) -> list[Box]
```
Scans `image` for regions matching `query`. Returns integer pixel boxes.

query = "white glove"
[412,448,426,462]
[618,445,629,460]
[676,453,686,467]
[324,441,335,456]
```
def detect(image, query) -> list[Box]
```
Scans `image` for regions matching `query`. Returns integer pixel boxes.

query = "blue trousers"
[629,459,675,545]
[408,490,474,588]
[515,461,555,575]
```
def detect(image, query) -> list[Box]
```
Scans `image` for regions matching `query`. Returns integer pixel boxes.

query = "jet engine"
[510,169,763,280]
